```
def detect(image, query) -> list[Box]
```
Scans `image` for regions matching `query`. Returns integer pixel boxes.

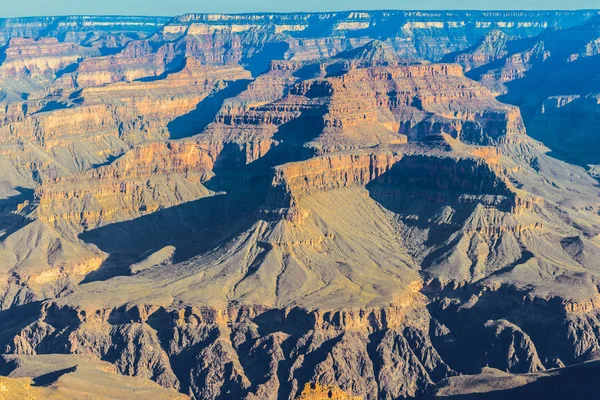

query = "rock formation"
[426,360,600,399]
[0,9,599,400]
[0,354,187,399]
[448,15,600,166]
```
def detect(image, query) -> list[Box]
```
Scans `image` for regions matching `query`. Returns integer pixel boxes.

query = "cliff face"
[0,11,592,103]
[1,10,600,400]
[0,16,170,46]
[448,16,600,166]
[0,38,99,78]
[0,59,250,172]
[162,11,598,61]
[35,141,217,228]
[1,294,454,400]
[443,30,510,72]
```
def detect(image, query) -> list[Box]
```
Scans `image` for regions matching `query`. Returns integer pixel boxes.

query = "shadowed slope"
[427,361,600,399]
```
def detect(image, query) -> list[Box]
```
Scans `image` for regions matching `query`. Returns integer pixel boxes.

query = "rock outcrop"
[0,296,452,400]
[443,30,509,72]
[450,16,600,165]
[426,360,600,399]
[0,38,99,78]
[481,319,545,373]
[0,354,187,399]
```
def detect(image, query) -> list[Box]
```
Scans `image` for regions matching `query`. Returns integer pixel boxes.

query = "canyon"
[0,9,600,400]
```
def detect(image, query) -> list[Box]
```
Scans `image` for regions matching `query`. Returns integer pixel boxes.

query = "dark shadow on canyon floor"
[424,359,600,399]
[0,186,35,242]
[167,79,252,140]
[79,102,327,283]
[33,366,77,387]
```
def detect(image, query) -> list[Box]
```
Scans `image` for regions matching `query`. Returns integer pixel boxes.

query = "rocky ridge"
[446,15,600,166]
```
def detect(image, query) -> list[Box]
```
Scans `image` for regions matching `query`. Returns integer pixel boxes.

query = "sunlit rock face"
[1,9,600,400]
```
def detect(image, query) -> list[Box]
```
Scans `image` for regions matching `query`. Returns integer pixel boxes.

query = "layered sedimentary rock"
[6,10,590,103]
[36,141,216,228]
[66,25,286,88]
[0,16,170,46]
[0,38,99,78]
[161,11,599,61]
[449,16,600,165]
[0,290,452,400]
[0,59,250,309]
[442,30,509,72]
[0,58,250,172]
[0,10,600,400]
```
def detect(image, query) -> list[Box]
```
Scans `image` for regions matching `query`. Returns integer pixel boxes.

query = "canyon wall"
[0,10,599,400]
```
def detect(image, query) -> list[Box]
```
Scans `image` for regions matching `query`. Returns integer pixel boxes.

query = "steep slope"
[0,354,187,399]
[449,16,600,166]
[426,361,600,399]
[0,59,252,305]
[442,30,510,72]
